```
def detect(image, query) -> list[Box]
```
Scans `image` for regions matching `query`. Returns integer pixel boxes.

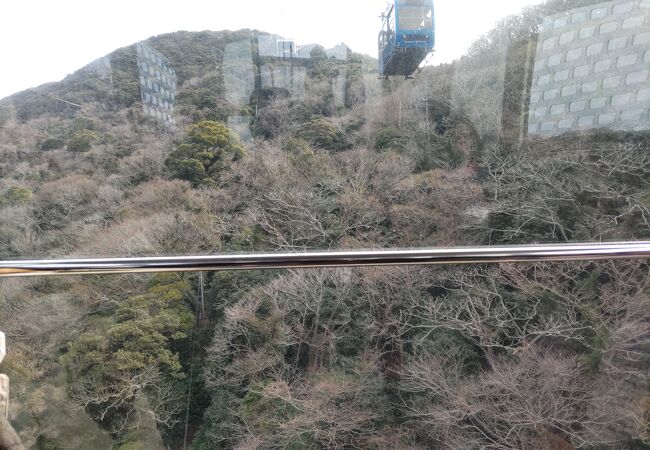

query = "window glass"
[2,1,650,449]
[398,6,434,30]
[397,0,432,6]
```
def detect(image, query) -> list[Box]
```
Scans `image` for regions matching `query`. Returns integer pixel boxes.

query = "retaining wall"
[528,0,650,136]
[136,43,177,125]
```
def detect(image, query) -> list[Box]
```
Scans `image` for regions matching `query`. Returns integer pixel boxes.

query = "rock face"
[528,0,650,136]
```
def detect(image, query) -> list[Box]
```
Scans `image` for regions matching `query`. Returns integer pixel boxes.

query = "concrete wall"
[528,0,650,136]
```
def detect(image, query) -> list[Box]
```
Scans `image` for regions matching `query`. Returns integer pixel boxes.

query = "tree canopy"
[166,120,245,186]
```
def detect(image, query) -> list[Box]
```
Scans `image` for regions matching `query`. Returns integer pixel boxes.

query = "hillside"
[0,14,649,450]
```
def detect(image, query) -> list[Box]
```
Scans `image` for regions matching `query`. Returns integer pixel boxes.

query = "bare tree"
[69,365,183,434]
[400,346,612,449]
[481,142,650,242]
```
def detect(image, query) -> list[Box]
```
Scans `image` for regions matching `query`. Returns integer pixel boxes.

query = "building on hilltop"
[254,34,307,98]
[257,34,297,58]
[221,33,360,141]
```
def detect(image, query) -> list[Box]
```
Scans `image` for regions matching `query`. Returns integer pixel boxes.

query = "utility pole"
[0,331,25,450]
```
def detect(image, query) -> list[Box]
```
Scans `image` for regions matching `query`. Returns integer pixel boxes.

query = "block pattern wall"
[136,43,177,124]
[528,0,650,136]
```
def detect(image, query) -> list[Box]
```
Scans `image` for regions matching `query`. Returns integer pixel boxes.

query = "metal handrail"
[1,242,650,277]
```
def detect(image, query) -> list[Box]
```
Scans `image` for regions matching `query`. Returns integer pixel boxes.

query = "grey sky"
[0,0,545,100]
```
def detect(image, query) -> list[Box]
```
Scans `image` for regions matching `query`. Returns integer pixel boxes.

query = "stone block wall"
[528,0,650,136]
[136,43,177,124]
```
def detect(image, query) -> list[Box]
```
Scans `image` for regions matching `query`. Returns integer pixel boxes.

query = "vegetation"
[67,130,99,153]
[63,274,194,436]
[295,116,347,150]
[0,2,649,448]
[166,120,245,186]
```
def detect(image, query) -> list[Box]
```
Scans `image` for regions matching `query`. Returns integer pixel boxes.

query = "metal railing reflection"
[1,241,650,277]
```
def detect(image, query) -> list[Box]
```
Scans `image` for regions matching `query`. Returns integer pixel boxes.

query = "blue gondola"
[379,0,435,77]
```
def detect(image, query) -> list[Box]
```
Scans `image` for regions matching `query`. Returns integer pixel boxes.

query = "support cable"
[182,273,204,449]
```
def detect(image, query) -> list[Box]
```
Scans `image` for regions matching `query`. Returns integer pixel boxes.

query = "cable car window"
[398,6,433,30]
[397,0,432,5]
[3,1,650,449]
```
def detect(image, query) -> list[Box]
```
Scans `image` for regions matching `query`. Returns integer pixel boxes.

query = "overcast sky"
[0,0,546,100]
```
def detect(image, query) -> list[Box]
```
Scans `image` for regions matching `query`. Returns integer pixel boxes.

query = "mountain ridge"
[0,29,375,130]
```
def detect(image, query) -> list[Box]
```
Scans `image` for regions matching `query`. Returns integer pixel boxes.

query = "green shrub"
[67,130,98,153]
[374,127,408,152]
[239,382,299,434]
[176,87,231,122]
[109,46,141,107]
[62,274,194,434]
[34,435,61,450]
[166,120,245,186]
[39,137,65,151]
[282,138,311,156]
[3,187,32,205]
[115,442,142,450]
[295,116,345,150]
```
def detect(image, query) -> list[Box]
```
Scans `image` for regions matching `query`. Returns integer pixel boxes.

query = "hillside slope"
[1,16,649,449]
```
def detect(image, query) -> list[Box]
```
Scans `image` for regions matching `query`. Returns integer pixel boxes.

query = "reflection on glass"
[451,40,509,141]
[221,32,356,139]
[136,43,177,125]
[528,0,650,136]
[223,39,255,106]
[227,115,253,141]
[379,0,435,77]
[398,6,434,30]
[2,0,650,448]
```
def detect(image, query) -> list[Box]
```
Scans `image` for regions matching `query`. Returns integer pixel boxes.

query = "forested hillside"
[0,3,649,448]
